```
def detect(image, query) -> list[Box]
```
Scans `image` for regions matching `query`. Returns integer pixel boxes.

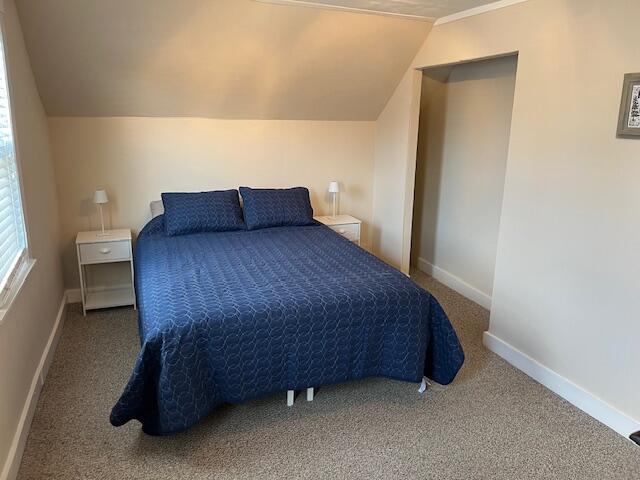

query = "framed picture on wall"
[617,73,640,138]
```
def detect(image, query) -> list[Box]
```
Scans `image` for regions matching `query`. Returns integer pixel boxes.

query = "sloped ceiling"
[15,0,430,120]
[259,0,501,19]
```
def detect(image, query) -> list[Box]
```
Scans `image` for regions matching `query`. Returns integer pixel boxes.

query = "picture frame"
[617,73,640,138]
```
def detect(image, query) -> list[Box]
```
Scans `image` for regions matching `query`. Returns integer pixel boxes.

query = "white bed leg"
[419,377,447,394]
[418,377,428,394]
[306,387,314,402]
[287,390,294,406]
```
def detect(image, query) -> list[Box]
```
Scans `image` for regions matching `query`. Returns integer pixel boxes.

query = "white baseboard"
[483,331,640,440]
[417,258,492,310]
[1,293,68,480]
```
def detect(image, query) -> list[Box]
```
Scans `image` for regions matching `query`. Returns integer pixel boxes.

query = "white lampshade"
[93,189,109,204]
[328,181,340,193]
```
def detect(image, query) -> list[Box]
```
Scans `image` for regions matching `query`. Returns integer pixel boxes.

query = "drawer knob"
[100,247,111,254]
[338,228,346,234]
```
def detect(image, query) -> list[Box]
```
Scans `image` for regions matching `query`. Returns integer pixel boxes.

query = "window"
[0,28,28,307]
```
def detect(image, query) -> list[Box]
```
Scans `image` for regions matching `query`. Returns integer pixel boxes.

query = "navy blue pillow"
[161,190,245,236]
[239,187,314,230]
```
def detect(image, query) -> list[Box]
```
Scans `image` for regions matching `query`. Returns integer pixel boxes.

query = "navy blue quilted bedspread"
[110,216,464,435]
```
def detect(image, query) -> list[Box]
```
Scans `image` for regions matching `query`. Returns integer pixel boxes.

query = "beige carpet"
[17,272,639,479]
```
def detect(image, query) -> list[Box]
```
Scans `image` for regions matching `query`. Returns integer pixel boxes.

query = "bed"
[110,213,464,435]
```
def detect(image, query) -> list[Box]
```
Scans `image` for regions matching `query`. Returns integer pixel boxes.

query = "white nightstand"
[314,214,361,245]
[76,229,136,315]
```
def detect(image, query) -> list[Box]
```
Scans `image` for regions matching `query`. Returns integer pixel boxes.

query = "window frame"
[0,14,35,322]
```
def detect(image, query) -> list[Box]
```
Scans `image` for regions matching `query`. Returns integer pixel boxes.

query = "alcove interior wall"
[411,55,518,309]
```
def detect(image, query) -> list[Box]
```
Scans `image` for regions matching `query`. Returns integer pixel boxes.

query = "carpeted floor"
[17,271,639,479]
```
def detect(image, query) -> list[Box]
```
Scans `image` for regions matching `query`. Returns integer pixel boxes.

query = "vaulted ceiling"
[15,0,431,120]
[259,0,502,19]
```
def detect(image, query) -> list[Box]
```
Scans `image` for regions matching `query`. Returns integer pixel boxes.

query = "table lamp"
[93,189,110,236]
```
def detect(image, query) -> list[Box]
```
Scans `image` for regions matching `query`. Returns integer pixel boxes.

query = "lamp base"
[96,204,111,237]
[332,193,338,218]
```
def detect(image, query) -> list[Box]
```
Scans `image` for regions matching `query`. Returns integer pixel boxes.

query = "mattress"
[110,215,464,435]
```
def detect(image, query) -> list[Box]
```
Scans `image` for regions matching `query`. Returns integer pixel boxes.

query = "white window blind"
[0,29,28,305]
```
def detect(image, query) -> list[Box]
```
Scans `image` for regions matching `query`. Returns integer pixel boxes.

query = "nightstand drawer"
[79,240,130,264]
[328,223,359,242]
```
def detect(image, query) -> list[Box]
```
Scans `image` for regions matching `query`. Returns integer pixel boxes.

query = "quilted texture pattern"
[239,186,314,230]
[110,216,464,435]
[161,190,244,236]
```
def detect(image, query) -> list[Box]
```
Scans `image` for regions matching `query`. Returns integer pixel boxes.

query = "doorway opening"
[410,54,518,309]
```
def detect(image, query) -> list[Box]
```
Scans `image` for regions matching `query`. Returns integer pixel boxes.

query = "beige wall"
[412,56,517,300]
[16,0,429,120]
[374,0,640,428]
[371,68,422,271]
[0,0,64,476]
[50,117,376,288]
